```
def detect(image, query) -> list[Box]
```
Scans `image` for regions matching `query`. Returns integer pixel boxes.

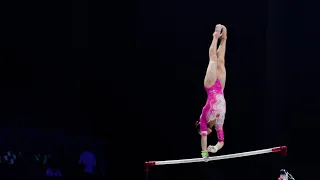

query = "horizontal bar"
[145,146,286,167]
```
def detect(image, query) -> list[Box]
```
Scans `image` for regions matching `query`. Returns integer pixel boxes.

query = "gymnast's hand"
[207,145,218,153]
[201,151,209,162]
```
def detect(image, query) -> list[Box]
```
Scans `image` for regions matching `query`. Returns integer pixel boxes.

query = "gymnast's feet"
[213,24,223,39]
[220,25,227,40]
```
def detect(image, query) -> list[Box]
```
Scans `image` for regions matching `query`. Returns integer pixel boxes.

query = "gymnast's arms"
[208,128,225,153]
[201,136,208,152]
[214,141,224,150]
[201,136,209,158]
[200,121,209,158]
[216,128,225,150]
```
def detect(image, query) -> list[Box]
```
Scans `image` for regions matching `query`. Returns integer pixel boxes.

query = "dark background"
[0,0,318,179]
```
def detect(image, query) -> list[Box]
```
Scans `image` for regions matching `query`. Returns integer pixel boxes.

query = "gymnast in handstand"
[196,24,227,159]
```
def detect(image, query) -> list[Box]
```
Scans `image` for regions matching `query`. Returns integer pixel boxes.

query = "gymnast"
[195,24,227,159]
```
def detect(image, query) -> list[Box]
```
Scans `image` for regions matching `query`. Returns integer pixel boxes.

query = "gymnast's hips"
[195,24,227,160]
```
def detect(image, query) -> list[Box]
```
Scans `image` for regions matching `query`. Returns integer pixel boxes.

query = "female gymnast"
[195,24,227,159]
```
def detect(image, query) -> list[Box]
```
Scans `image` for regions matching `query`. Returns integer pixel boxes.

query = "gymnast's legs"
[217,25,227,89]
[204,25,221,88]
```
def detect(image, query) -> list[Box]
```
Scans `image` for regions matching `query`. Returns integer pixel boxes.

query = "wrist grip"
[208,145,218,153]
[201,151,209,157]
[212,146,218,152]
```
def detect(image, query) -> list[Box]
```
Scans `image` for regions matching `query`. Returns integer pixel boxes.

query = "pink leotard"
[199,79,226,142]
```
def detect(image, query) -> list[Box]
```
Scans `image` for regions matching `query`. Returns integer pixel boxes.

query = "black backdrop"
[0,0,319,180]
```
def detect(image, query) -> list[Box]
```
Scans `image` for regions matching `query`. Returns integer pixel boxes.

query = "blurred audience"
[0,147,102,180]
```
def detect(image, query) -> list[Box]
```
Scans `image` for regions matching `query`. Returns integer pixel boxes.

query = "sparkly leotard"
[199,79,226,141]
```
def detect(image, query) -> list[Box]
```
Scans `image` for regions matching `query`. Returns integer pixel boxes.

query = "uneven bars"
[145,146,286,171]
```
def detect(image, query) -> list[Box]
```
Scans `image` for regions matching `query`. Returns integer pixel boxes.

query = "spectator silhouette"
[78,145,96,180]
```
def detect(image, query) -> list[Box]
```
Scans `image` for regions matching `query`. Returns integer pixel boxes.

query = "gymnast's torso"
[200,79,226,130]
